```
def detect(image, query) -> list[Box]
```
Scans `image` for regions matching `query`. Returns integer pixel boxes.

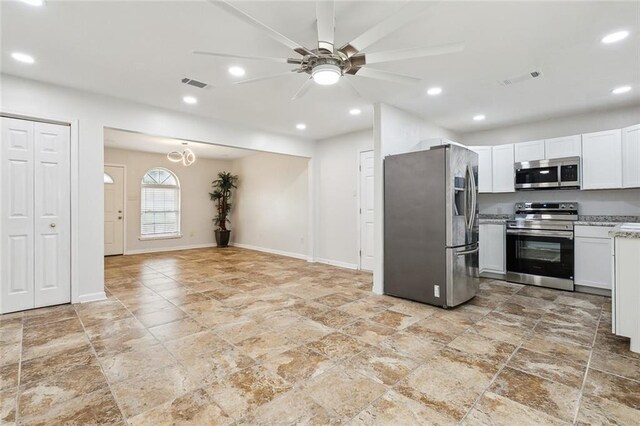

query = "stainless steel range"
[506,202,577,291]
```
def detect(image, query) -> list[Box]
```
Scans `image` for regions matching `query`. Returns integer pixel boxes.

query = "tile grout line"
[13,314,24,425]
[571,303,603,425]
[457,312,544,424]
[73,305,131,426]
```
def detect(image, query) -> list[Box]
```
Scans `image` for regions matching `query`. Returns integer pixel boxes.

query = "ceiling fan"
[194,0,464,100]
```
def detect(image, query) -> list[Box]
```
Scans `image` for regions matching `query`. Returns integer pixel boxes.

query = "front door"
[359,151,374,271]
[104,165,125,255]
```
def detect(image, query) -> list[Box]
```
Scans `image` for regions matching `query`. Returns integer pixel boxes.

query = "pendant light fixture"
[167,142,196,166]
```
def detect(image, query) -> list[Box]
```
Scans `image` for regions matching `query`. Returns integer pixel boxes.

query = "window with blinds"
[140,168,181,238]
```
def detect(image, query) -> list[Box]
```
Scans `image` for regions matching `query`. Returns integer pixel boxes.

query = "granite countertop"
[609,223,640,239]
[479,214,640,227]
[575,215,640,226]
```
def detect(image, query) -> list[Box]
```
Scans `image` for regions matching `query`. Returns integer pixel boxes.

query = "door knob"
[118,216,122,220]
[118,210,122,213]
[50,223,56,228]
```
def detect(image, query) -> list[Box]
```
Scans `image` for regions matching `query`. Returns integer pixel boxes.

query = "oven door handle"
[506,229,574,240]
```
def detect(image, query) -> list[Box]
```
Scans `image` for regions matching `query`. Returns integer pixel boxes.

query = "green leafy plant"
[210,171,238,231]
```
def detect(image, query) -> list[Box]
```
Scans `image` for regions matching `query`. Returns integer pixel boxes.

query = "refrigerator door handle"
[456,244,479,256]
[469,164,477,230]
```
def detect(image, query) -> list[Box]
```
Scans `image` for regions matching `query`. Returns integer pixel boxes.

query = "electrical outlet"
[434,285,440,298]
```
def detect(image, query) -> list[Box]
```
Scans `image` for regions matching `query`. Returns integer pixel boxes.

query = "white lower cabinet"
[574,225,613,290]
[612,236,640,353]
[479,223,505,276]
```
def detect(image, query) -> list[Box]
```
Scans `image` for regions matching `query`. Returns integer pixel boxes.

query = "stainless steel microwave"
[514,157,580,190]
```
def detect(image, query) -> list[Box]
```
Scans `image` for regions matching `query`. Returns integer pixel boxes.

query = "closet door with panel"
[1,117,71,314]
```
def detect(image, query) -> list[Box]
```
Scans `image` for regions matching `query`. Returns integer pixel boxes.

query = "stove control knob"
[569,204,574,209]
[560,205,566,209]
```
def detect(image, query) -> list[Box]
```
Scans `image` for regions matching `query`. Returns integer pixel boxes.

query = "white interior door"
[1,117,71,313]
[1,118,35,312]
[359,151,374,271]
[104,165,125,255]
[34,122,71,308]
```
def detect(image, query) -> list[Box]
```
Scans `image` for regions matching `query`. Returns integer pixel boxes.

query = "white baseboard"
[230,242,309,261]
[78,291,107,303]
[312,258,359,270]
[125,243,216,255]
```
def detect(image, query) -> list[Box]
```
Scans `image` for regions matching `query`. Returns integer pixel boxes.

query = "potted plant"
[209,171,239,247]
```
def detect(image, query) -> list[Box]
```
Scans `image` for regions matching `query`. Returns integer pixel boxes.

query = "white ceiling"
[104,128,254,160]
[1,1,639,140]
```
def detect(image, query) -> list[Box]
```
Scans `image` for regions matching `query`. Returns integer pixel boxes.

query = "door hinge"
[359,165,361,171]
[359,208,362,214]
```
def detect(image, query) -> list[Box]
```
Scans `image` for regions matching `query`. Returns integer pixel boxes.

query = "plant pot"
[215,229,231,247]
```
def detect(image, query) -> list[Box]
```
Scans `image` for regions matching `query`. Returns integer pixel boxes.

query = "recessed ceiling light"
[349,108,361,116]
[228,66,245,77]
[11,52,35,64]
[473,114,486,121]
[296,123,307,130]
[20,0,44,6]
[611,85,631,95]
[182,96,198,104]
[601,30,630,44]
[427,87,442,96]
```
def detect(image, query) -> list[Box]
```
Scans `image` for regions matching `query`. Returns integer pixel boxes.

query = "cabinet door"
[545,135,581,159]
[470,146,492,193]
[575,237,612,289]
[514,140,545,163]
[582,129,622,189]
[491,144,515,193]
[622,124,640,188]
[479,223,505,274]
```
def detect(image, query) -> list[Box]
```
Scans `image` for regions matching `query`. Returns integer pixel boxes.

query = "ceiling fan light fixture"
[312,64,341,85]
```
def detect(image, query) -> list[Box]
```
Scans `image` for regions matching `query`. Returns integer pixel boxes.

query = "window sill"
[139,234,182,241]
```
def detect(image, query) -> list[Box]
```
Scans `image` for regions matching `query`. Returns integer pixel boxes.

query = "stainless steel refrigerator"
[384,144,479,308]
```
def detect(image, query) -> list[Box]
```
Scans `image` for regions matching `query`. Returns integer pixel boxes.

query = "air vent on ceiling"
[181,77,209,89]
[500,69,543,87]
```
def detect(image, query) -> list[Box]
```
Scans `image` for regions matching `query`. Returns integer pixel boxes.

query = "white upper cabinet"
[514,140,545,163]
[470,146,493,193]
[492,144,515,192]
[622,124,640,188]
[545,134,582,159]
[582,129,623,190]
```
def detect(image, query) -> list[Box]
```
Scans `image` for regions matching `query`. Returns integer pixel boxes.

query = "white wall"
[104,148,232,253]
[1,74,314,302]
[229,152,309,258]
[459,105,640,216]
[459,105,640,146]
[314,129,373,268]
[373,103,459,294]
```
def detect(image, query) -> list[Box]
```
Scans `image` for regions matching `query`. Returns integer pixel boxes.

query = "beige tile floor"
[1,247,639,425]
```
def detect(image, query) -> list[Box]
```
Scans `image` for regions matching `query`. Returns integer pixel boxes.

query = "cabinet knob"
[50,223,56,228]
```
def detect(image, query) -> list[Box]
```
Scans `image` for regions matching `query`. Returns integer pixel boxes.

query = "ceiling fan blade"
[207,0,315,56]
[316,1,335,53]
[233,72,294,85]
[291,77,314,101]
[342,76,363,99]
[192,50,290,63]
[362,43,465,65]
[353,67,421,85]
[338,1,436,57]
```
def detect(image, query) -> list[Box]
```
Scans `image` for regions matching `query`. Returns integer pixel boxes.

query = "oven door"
[515,166,559,190]
[506,229,574,290]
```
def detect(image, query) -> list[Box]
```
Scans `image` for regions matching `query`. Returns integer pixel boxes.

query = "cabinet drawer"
[574,225,614,239]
